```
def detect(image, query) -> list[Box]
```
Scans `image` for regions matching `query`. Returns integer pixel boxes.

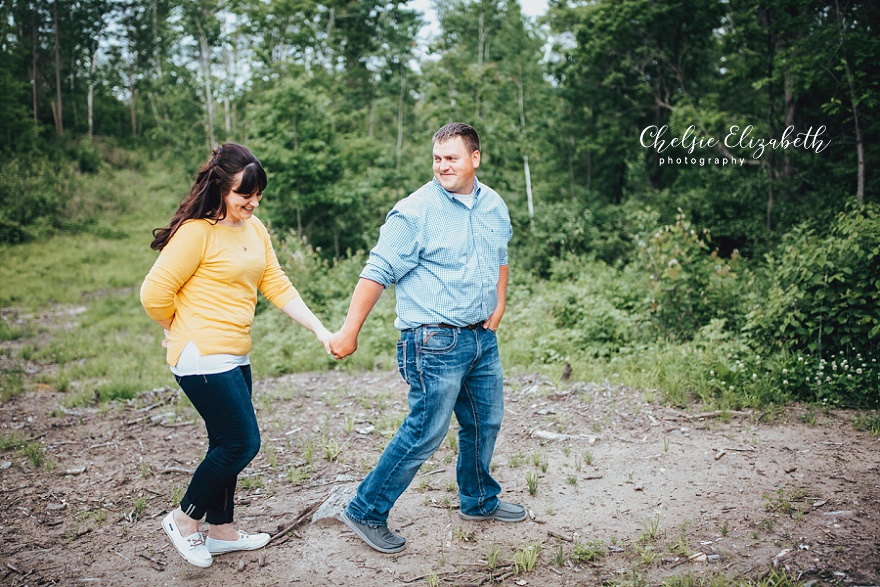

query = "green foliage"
[72,139,103,174]
[746,205,880,355]
[745,205,880,406]
[640,213,747,339]
[0,155,75,243]
[571,540,606,563]
[853,412,880,436]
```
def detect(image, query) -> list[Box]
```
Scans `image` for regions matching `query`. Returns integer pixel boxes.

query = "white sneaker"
[205,530,271,555]
[162,511,212,568]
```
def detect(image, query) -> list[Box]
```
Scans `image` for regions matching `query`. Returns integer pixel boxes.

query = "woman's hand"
[161,329,171,348]
[315,327,333,355]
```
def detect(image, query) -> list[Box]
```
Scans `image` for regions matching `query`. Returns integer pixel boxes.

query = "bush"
[745,203,880,406]
[639,211,748,340]
[78,140,102,173]
[546,257,648,357]
[746,204,880,357]
[0,156,74,243]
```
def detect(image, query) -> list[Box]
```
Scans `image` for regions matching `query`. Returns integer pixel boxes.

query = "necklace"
[219,220,248,251]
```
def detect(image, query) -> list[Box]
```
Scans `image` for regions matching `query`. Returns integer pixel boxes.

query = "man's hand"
[483,265,508,332]
[329,330,358,359]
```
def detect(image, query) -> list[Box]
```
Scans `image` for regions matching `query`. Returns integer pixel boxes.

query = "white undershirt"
[452,190,475,209]
[170,341,250,376]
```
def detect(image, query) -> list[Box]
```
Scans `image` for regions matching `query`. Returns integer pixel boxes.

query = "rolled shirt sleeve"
[360,207,421,287]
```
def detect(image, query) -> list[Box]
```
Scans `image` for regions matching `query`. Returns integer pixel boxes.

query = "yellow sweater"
[140,216,299,366]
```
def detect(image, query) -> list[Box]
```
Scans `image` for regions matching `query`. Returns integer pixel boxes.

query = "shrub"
[742,204,880,406]
[639,211,748,340]
[0,156,74,243]
[547,257,648,357]
[745,205,880,357]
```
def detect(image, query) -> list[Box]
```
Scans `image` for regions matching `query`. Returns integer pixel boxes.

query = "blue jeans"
[174,366,260,525]
[346,326,504,525]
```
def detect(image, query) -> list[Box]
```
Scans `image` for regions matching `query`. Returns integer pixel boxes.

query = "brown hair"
[432,123,481,154]
[150,143,267,250]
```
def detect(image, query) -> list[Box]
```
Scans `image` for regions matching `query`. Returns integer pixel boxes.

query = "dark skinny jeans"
[174,365,260,525]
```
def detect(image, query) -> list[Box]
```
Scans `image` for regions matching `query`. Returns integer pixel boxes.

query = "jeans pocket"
[396,340,408,384]
[418,326,457,354]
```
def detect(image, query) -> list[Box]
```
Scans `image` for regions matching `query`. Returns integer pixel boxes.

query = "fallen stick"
[547,530,573,542]
[160,466,191,474]
[138,553,166,567]
[268,500,322,544]
[683,410,753,420]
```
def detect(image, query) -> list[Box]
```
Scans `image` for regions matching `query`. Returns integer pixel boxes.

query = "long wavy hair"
[150,143,268,250]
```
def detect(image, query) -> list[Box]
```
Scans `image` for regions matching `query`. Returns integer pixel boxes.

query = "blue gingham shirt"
[361,178,513,330]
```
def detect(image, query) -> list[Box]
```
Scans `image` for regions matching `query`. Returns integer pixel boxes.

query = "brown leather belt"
[436,322,483,330]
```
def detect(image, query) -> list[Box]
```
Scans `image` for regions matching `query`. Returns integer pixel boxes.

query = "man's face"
[432,136,480,195]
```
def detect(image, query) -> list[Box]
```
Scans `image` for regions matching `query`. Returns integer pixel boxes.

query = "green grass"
[853,412,880,435]
[571,540,605,563]
[662,570,805,587]
[0,153,382,403]
[0,159,184,402]
[0,432,28,451]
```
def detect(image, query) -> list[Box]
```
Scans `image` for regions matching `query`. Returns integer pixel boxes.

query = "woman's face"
[223,171,262,224]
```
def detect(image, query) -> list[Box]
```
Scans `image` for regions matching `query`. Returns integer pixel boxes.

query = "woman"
[141,143,332,568]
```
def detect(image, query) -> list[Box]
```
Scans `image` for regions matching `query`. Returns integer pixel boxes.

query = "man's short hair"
[433,123,481,154]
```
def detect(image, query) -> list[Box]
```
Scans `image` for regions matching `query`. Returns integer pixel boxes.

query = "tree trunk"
[516,60,533,218]
[129,62,137,136]
[834,0,865,204]
[782,64,796,183]
[766,166,774,231]
[585,151,592,195]
[476,11,489,119]
[31,10,38,126]
[88,50,96,138]
[395,65,406,174]
[223,45,232,135]
[196,19,216,147]
[760,7,776,230]
[524,155,534,219]
[53,0,63,135]
[368,97,375,138]
[70,50,77,128]
[224,96,231,135]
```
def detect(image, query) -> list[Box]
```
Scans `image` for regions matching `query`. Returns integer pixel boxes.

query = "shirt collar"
[432,178,481,201]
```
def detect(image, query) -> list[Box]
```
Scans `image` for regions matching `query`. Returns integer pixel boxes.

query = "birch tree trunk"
[196,19,216,147]
[88,50,96,138]
[834,0,865,203]
[517,61,534,218]
[129,61,137,135]
[53,0,63,135]
[395,65,406,174]
[32,11,38,126]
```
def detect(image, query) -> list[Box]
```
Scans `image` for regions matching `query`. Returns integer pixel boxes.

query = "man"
[328,122,525,554]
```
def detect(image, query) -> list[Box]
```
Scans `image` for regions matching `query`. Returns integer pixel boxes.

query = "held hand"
[328,330,358,360]
[161,329,171,348]
[315,327,333,355]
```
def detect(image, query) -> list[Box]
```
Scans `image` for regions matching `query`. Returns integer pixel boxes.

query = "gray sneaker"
[459,501,527,522]
[340,509,406,554]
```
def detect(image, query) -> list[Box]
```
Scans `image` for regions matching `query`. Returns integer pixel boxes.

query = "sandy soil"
[1,368,879,587]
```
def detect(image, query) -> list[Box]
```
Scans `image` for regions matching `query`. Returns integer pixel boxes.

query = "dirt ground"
[2,367,879,587]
